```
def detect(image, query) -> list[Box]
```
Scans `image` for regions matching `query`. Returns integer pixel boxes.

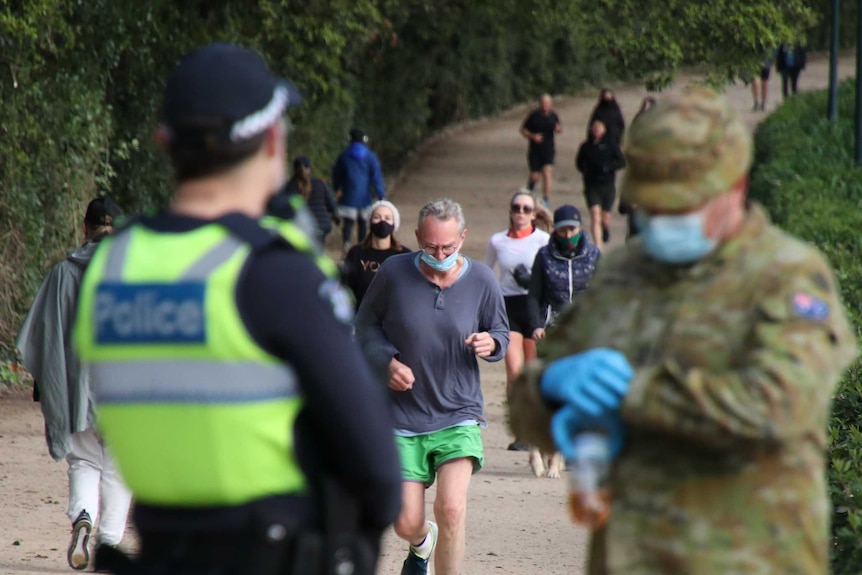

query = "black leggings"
[341,217,367,246]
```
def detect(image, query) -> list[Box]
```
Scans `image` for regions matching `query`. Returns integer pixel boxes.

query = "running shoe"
[68,510,92,570]
[401,521,438,575]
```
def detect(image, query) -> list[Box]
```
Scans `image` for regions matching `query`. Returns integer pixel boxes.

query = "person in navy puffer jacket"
[526,205,601,340]
[333,128,386,252]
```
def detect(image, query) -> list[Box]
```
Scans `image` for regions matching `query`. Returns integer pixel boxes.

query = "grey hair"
[418,198,466,233]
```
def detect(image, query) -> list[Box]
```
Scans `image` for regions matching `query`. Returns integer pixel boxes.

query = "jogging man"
[520,94,562,208]
[356,198,509,575]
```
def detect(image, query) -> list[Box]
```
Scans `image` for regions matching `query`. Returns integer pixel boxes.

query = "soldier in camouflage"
[509,86,858,574]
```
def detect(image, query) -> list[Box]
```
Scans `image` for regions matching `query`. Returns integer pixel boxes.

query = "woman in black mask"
[343,200,411,305]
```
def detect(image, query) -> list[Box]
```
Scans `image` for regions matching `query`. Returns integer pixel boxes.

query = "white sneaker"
[67,510,92,570]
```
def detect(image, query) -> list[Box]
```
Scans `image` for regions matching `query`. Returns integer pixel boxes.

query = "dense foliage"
[749,79,862,573]
[0,0,845,358]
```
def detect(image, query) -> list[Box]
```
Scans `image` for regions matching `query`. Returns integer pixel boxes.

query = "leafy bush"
[749,79,862,573]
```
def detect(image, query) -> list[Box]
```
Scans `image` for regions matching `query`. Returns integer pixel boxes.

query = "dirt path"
[1,53,856,575]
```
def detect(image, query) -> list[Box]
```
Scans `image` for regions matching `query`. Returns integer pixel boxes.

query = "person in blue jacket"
[332,128,386,252]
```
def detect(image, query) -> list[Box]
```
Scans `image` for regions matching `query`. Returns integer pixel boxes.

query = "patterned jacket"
[527,234,601,333]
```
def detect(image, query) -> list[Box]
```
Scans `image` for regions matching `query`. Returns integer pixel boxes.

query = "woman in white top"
[484,190,551,451]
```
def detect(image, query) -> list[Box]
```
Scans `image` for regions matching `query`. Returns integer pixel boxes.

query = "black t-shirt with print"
[344,244,412,305]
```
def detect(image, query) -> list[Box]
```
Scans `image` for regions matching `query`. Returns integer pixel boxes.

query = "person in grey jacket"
[16,196,132,570]
[527,205,601,340]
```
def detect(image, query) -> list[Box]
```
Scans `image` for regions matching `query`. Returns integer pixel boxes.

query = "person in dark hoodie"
[16,196,132,571]
[576,120,627,251]
[280,156,338,246]
[587,88,626,146]
[527,205,601,341]
[333,128,386,253]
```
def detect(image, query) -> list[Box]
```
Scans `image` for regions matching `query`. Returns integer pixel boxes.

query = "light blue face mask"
[636,209,717,264]
[420,249,460,271]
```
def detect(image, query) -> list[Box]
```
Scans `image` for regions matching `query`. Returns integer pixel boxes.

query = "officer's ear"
[263,121,285,158]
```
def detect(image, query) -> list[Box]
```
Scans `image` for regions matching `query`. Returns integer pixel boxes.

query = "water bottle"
[567,432,611,529]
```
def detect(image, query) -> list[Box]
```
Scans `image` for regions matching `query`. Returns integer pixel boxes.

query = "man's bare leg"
[433,458,474,575]
[602,210,612,244]
[541,165,553,206]
[589,205,603,251]
[394,481,429,546]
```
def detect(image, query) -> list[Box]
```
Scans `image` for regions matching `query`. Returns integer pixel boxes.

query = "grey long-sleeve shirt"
[356,253,510,434]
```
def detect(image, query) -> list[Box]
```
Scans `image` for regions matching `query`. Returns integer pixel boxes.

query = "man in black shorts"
[520,94,562,208]
[576,120,626,252]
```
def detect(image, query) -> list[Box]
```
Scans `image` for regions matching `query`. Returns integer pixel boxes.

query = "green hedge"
[749,79,862,573]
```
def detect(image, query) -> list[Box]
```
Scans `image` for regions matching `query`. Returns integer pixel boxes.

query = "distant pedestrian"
[278,156,338,245]
[576,120,626,251]
[343,200,411,306]
[483,190,551,451]
[333,128,386,252]
[16,196,132,571]
[777,43,806,99]
[520,94,562,208]
[588,88,625,146]
[356,198,509,575]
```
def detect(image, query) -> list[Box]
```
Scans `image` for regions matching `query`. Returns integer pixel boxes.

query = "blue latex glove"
[540,348,633,417]
[550,406,627,459]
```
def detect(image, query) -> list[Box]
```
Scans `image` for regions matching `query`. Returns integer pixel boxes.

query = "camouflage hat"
[621,87,752,212]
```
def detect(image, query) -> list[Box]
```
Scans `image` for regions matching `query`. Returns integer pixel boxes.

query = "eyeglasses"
[422,243,459,257]
[511,204,534,214]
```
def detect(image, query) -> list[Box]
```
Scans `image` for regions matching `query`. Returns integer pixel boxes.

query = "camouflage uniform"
[509,87,858,574]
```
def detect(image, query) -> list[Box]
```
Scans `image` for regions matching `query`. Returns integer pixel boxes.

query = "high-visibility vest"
[74,222,306,507]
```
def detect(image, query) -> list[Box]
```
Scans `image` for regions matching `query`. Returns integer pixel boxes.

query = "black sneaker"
[68,510,92,570]
[602,225,610,243]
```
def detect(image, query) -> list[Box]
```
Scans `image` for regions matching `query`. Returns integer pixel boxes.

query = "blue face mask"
[420,249,460,271]
[637,209,717,264]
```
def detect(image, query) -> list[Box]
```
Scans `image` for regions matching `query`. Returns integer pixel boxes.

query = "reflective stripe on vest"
[92,360,299,404]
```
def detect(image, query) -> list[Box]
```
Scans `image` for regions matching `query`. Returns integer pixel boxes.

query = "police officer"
[73,43,402,574]
[509,87,858,574]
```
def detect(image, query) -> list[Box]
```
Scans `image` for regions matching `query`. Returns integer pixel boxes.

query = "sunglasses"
[511,204,534,214]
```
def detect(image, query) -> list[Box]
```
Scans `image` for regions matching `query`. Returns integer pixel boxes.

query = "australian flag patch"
[792,292,829,321]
